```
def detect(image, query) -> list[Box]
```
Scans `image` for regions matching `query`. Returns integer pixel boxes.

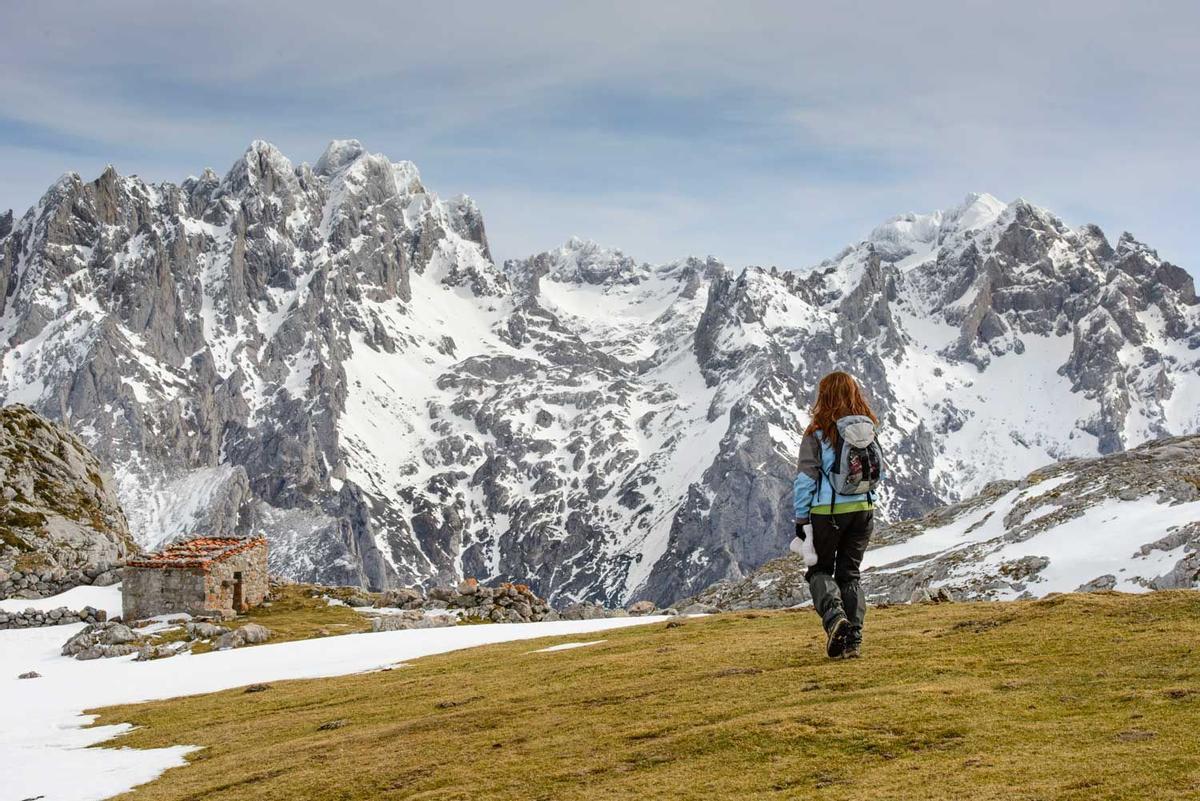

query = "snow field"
[0,585,666,801]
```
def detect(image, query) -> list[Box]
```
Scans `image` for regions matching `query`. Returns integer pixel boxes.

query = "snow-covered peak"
[390,160,423,196]
[944,192,1007,232]
[220,140,298,196]
[314,139,367,176]
[540,237,649,285]
[312,140,424,198]
[243,140,293,172]
[866,192,1008,264]
[868,211,943,259]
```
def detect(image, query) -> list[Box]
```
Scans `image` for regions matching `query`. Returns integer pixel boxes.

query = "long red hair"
[804,371,878,447]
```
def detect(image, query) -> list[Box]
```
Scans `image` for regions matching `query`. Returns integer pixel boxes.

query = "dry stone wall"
[0,604,108,630]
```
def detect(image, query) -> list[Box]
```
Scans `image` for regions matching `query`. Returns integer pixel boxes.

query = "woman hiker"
[792,371,885,659]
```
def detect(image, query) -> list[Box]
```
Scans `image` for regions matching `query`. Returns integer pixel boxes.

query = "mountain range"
[1,139,1197,605]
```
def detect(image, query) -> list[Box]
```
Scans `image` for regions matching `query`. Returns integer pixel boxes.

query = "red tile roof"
[127,536,266,570]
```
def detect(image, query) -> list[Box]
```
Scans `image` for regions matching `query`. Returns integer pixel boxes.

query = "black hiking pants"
[805,510,873,635]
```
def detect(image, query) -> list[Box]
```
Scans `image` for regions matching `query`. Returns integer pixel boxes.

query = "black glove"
[795,519,809,540]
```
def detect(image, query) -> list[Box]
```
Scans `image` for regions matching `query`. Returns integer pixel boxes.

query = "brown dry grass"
[93,591,1200,800]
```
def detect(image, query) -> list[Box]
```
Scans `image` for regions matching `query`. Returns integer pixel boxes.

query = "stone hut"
[122,536,268,621]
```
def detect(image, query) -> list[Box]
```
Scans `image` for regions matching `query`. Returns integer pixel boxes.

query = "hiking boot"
[825,617,850,659]
[842,627,863,659]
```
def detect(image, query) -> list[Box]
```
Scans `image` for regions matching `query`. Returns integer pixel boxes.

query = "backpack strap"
[821,466,840,515]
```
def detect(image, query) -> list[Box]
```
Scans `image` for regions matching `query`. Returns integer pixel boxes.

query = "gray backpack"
[822,415,884,506]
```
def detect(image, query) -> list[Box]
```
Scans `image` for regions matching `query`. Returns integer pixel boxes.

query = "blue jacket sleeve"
[793,432,821,520]
[793,472,816,519]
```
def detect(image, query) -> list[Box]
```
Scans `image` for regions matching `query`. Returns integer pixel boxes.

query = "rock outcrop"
[0,405,137,598]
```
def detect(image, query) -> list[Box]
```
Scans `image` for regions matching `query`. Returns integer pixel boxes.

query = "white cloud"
[0,0,1196,273]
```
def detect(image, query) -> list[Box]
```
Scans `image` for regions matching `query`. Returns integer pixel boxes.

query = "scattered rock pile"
[371,611,457,632]
[349,579,668,630]
[449,580,555,623]
[672,555,812,612]
[0,604,108,630]
[58,616,276,662]
[364,579,555,629]
[557,601,627,620]
[61,622,139,660]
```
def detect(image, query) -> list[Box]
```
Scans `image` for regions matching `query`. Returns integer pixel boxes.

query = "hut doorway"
[233,571,245,612]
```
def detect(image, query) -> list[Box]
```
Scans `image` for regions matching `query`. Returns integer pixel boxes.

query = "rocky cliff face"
[0,404,137,597]
[1,142,1197,605]
[679,434,1200,609]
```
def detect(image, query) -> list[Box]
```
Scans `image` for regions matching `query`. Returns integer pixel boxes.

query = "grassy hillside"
[94,592,1200,800]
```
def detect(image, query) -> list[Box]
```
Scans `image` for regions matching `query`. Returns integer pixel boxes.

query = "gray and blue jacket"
[793,430,876,519]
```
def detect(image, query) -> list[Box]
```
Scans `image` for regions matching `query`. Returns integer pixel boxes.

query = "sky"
[1,0,1197,274]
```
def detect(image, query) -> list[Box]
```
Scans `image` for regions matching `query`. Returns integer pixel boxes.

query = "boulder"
[909,586,934,605]
[102,623,137,645]
[375,588,422,609]
[627,600,657,616]
[1077,575,1118,593]
[216,623,272,649]
[910,586,955,604]
[214,629,245,650]
[103,644,138,658]
[239,623,272,644]
[136,644,179,661]
[74,645,107,661]
[91,569,123,587]
[187,621,229,639]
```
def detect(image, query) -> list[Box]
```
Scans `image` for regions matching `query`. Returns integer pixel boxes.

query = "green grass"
[1,507,47,533]
[240,585,375,642]
[1,526,35,551]
[136,585,375,655]
[91,592,1200,800]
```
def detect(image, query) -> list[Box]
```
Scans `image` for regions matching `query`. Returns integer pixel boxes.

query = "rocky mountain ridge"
[1,142,1197,605]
